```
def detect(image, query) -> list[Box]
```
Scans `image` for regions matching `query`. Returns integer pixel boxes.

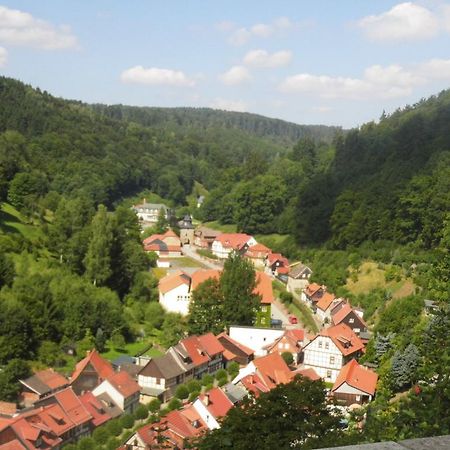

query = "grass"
[254,233,289,248]
[0,203,45,241]
[170,256,204,268]
[345,261,415,298]
[152,267,168,280]
[289,301,319,334]
[100,340,163,361]
[203,221,237,233]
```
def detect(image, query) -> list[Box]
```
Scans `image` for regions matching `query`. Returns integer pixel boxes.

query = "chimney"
[202,394,210,406]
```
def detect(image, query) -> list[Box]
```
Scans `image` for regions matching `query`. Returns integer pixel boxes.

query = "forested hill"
[295,90,450,249]
[89,104,341,145]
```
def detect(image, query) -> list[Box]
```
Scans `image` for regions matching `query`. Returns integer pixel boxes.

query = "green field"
[0,203,45,241]
[101,341,164,361]
[203,221,238,233]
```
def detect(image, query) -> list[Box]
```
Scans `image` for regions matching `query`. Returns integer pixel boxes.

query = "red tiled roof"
[267,253,289,266]
[332,303,367,328]
[276,266,290,274]
[332,359,378,396]
[215,233,252,249]
[245,243,271,258]
[159,270,191,294]
[51,388,92,426]
[320,324,365,357]
[217,333,254,357]
[240,374,270,397]
[304,283,322,297]
[199,388,233,419]
[79,392,111,427]
[190,269,221,291]
[34,369,69,391]
[254,272,274,304]
[253,353,292,390]
[71,349,114,385]
[316,292,336,312]
[197,333,225,357]
[286,329,305,342]
[0,440,27,450]
[292,367,321,381]
[106,371,140,398]
[180,336,210,366]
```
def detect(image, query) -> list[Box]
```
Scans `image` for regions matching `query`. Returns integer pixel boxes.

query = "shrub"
[168,397,182,411]
[105,419,122,436]
[201,374,214,386]
[105,437,120,450]
[215,369,228,381]
[92,426,109,445]
[134,404,149,421]
[187,379,202,393]
[279,291,293,305]
[227,361,239,376]
[281,352,294,366]
[218,378,228,387]
[188,390,200,402]
[148,398,161,412]
[77,437,95,450]
[120,414,134,429]
[175,384,189,400]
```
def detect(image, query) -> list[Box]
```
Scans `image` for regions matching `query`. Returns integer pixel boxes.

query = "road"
[181,244,223,270]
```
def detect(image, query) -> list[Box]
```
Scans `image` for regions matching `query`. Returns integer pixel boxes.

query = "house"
[143,230,182,257]
[19,369,69,407]
[92,371,140,415]
[233,353,292,391]
[331,302,368,336]
[315,294,338,322]
[265,329,305,364]
[193,388,233,430]
[302,323,366,383]
[158,270,192,316]
[216,333,255,366]
[291,367,321,381]
[301,282,323,304]
[211,233,256,259]
[124,405,206,449]
[132,200,170,227]
[70,349,115,395]
[193,227,221,249]
[79,392,111,429]
[331,359,378,406]
[265,253,290,280]
[229,326,285,357]
[244,243,272,268]
[287,263,312,294]
[254,272,275,327]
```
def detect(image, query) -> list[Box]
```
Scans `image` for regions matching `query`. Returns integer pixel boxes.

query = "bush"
[187,379,202,393]
[105,437,120,450]
[77,437,95,450]
[281,352,294,366]
[201,374,214,386]
[215,369,228,381]
[175,384,189,400]
[92,426,109,445]
[168,398,182,411]
[134,404,149,421]
[105,419,122,436]
[227,361,239,376]
[218,378,228,387]
[148,398,161,412]
[188,390,200,402]
[120,414,134,429]
[204,383,214,391]
[279,291,293,305]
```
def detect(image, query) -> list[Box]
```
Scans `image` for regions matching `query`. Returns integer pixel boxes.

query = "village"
[0,201,380,449]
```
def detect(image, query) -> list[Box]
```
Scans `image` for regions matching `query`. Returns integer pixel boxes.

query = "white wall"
[93,380,124,410]
[211,241,230,259]
[229,326,284,357]
[159,284,190,316]
[193,398,220,430]
[138,374,166,391]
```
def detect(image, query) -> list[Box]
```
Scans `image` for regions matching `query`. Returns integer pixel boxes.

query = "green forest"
[0,76,449,445]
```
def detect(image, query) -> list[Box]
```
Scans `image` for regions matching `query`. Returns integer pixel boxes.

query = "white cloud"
[228,16,295,46]
[0,5,78,50]
[0,46,7,66]
[313,106,333,113]
[120,66,195,87]
[358,2,439,42]
[279,63,424,100]
[243,49,292,68]
[219,65,251,85]
[210,98,248,112]
[418,58,450,79]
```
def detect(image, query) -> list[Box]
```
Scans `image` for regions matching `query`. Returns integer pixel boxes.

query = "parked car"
[288,315,298,324]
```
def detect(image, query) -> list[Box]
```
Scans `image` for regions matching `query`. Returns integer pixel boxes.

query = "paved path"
[181,245,223,270]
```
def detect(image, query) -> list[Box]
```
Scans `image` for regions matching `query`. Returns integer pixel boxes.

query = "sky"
[1,1,450,127]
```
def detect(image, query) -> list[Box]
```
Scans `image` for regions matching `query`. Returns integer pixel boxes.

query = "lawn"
[203,221,237,233]
[289,301,319,334]
[0,202,45,242]
[170,256,205,268]
[254,233,289,248]
[101,340,163,361]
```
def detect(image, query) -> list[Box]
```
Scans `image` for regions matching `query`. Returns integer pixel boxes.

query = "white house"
[92,371,140,414]
[158,270,191,316]
[132,200,170,227]
[192,388,233,431]
[229,326,284,357]
[302,323,365,383]
[211,233,257,259]
[287,263,312,294]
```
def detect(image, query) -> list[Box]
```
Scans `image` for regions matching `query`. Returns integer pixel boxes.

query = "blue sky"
[1,1,450,127]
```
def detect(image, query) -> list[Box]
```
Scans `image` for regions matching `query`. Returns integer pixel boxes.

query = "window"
[356,395,361,402]
[326,370,332,378]
[318,341,322,348]
[325,342,329,349]
[349,318,354,323]
[330,356,335,364]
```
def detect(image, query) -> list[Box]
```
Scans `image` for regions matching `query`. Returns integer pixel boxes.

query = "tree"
[0,253,14,289]
[111,332,126,350]
[95,328,107,352]
[77,329,95,359]
[160,313,187,347]
[220,253,260,328]
[0,359,31,401]
[391,344,419,391]
[175,384,189,400]
[154,208,168,234]
[84,205,112,286]
[281,351,294,366]
[134,404,149,420]
[198,376,347,449]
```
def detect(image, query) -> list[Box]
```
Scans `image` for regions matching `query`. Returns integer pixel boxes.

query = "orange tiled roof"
[71,350,114,386]
[106,371,140,398]
[304,283,322,297]
[197,333,225,357]
[320,323,365,357]
[215,233,252,249]
[79,391,111,427]
[239,373,270,397]
[159,270,191,294]
[52,388,92,426]
[332,359,378,396]
[332,303,367,328]
[316,292,336,312]
[253,353,292,390]
[217,333,254,357]
[199,387,233,418]
[245,243,271,258]
[267,253,289,266]
[292,367,321,381]
[254,272,274,304]
[190,269,221,291]
[180,336,210,366]
[34,369,69,391]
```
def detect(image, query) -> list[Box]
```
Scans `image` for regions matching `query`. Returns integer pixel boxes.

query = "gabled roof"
[20,369,69,396]
[194,227,221,239]
[267,253,289,266]
[197,333,225,357]
[254,272,274,304]
[51,388,92,426]
[239,374,270,397]
[332,359,378,396]
[199,387,233,419]
[245,243,271,257]
[253,353,292,390]
[79,392,111,427]
[217,333,254,359]
[292,367,321,381]
[180,336,211,366]
[106,371,140,398]
[316,292,336,312]
[304,283,322,298]
[71,349,114,385]
[266,329,305,352]
[288,263,312,279]
[139,353,186,379]
[318,323,365,357]
[214,233,252,249]
[332,303,367,328]
[190,269,221,291]
[159,270,191,294]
